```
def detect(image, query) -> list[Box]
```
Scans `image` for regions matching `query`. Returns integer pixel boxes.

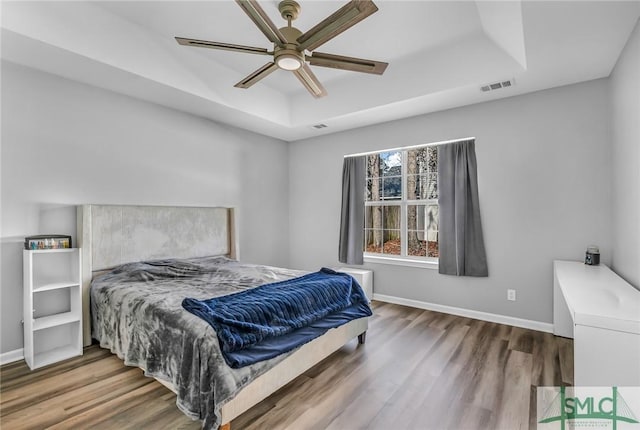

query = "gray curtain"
[338,156,365,264]
[438,140,488,276]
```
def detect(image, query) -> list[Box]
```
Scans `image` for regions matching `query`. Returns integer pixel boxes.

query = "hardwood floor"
[0,301,573,430]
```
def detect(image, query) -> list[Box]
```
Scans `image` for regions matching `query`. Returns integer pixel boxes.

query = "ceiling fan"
[175,0,388,98]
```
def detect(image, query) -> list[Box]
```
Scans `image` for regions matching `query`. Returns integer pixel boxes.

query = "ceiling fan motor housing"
[275,26,305,70]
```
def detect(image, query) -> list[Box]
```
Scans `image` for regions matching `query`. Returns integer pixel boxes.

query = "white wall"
[288,79,612,325]
[0,61,290,354]
[610,19,640,289]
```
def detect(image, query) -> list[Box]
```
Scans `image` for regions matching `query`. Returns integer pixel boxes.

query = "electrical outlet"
[507,289,516,301]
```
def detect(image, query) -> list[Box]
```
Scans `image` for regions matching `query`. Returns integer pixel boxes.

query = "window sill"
[363,254,439,270]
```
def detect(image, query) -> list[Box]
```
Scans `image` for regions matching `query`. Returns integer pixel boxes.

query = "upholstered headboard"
[76,204,237,345]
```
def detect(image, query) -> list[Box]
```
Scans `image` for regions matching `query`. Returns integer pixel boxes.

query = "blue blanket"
[182,268,372,367]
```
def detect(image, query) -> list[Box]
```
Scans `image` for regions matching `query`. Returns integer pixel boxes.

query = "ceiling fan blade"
[293,63,327,98]
[297,0,378,52]
[309,51,388,75]
[235,0,287,47]
[234,62,279,89]
[175,37,270,56]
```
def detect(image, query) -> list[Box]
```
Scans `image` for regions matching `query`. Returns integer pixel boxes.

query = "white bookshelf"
[23,248,83,369]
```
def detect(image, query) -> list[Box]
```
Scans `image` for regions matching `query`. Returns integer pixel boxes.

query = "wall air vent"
[480,79,515,92]
[312,124,328,129]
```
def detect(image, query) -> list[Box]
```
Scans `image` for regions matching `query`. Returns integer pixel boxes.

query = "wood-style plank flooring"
[1,301,573,429]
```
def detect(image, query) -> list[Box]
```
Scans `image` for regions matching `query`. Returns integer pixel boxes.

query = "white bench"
[553,260,640,386]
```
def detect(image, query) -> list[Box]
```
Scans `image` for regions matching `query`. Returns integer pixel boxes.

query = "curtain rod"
[343,136,475,158]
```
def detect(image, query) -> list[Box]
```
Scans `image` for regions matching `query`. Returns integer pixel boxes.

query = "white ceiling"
[2,1,639,141]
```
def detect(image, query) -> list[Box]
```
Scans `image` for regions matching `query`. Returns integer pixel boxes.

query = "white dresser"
[553,260,640,386]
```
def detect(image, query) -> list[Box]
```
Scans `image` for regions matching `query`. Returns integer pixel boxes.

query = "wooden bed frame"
[76,204,368,430]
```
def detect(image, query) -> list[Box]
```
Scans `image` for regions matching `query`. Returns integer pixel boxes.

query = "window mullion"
[401,151,408,258]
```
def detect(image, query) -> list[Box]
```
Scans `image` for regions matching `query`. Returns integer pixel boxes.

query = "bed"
[77,204,370,430]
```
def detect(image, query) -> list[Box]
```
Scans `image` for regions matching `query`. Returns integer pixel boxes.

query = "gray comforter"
[90,256,305,429]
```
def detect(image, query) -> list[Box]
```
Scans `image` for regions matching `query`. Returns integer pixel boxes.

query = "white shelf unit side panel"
[23,250,35,369]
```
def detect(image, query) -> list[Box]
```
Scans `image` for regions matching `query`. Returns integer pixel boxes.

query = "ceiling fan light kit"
[175,0,388,98]
[276,53,303,71]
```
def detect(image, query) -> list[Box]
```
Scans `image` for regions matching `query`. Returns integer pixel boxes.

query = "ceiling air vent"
[312,124,328,129]
[480,79,515,92]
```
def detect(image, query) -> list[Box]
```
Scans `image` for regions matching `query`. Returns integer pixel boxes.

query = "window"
[364,146,439,264]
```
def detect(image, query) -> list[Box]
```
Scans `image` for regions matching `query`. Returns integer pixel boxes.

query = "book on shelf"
[24,235,72,250]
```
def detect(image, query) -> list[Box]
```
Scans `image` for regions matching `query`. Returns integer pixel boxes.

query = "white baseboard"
[0,348,24,365]
[372,293,553,333]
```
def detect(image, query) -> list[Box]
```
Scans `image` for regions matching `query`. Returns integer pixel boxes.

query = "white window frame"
[363,149,439,269]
